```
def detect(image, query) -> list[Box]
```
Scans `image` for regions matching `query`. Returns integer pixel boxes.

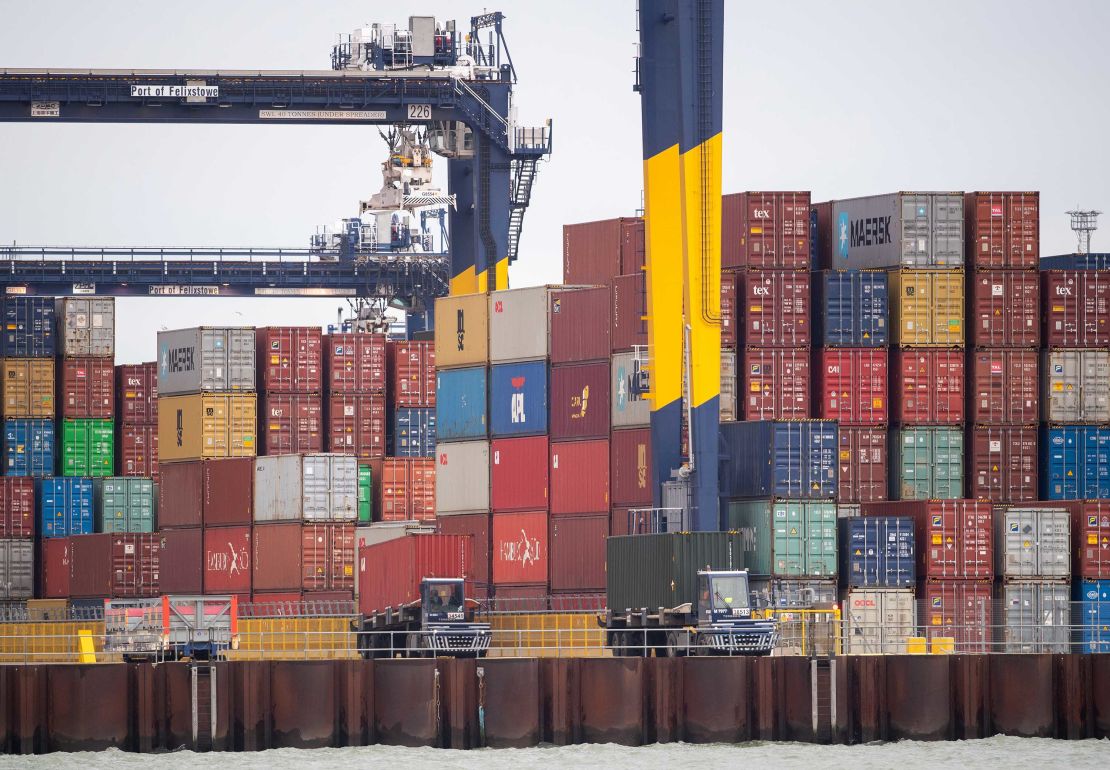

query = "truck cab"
[418,578,491,657]
[692,570,777,655]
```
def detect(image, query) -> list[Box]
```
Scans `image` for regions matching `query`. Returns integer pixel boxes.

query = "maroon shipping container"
[158,528,203,594]
[325,333,387,394]
[549,514,608,592]
[118,423,158,480]
[491,511,549,586]
[741,270,811,346]
[891,349,965,425]
[41,537,70,599]
[969,349,1039,425]
[965,191,1039,269]
[158,458,253,528]
[68,533,160,598]
[491,436,549,512]
[549,361,610,440]
[742,347,811,420]
[610,427,652,506]
[969,270,1040,347]
[818,348,888,425]
[436,513,491,598]
[1042,270,1110,347]
[491,584,549,611]
[358,534,474,615]
[1019,501,1110,579]
[610,507,634,538]
[0,477,33,537]
[862,500,993,581]
[837,426,888,503]
[563,217,644,287]
[60,358,114,419]
[968,426,1038,504]
[257,327,324,393]
[260,392,324,455]
[303,523,355,592]
[721,191,811,270]
[326,393,386,459]
[549,286,611,364]
[721,272,738,348]
[611,272,648,352]
[389,340,436,407]
[116,362,157,424]
[379,458,436,522]
[920,580,992,651]
[203,525,252,594]
[551,439,609,515]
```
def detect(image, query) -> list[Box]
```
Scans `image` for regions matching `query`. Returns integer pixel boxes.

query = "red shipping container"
[818,349,888,424]
[491,436,549,512]
[742,347,811,420]
[68,533,160,598]
[41,537,70,599]
[358,534,473,615]
[549,361,610,440]
[325,333,387,394]
[965,191,1039,269]
[492,511,549,586]
[837,427,888,503]
[259,392,324,455]
[721,272,738,348]
[611,272,648,352]
[549,286,611,364]
[549,514,608,592]
[969,270,1040,347]
[550,439,609,515]
[389,340,436,407]
[203,525,252,594]
[379,458,436,522]
[722,191,811,270]
[920,580,992,651]
[862,500,993,581]
[118,423,158,480]
[436,513,491,598]
[1042,270,1110,347]
[60,358,114,419]
[326,393,386,459]
[610,507,654,537]
[491,584,549,611]
[0,477,33,537]
[969,349,1039,425]
[303,523,355,592]
[968,427,1038,504]
[892,349,965,425]
[741,270,811,346]
[257,327,324,393]
[563,217,644,287]
[610,427,652,506]
[1020,501,1110,579]
[158,528,203,594]
[158,458,253,528]
[116,362,157,424]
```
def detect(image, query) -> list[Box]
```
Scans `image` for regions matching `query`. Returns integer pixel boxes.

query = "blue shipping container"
[1039,253,1110,270]
[719,420,838,499]
[1042,426,1110,500]
[489,360,548,437]
[1074,579,1110,652]
[37,477,94,538]
[1,297,55,357]
[816,270,888,347]
[838,516,915,588]
[436,366,488,441]
[4,419,55,477]
[392,407,437,457]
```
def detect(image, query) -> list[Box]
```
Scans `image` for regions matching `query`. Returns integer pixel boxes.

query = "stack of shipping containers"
[382,338,436,521]
[116,361,158,480]
[258,327,324,455]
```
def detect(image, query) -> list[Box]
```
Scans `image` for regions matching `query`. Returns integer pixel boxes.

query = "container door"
[330,456,358,519]
[772,502,804,576]
[230,328,256,391]
[900,195,929,266]
[805,504,837,576]
[301,455,328,520]
[932,429,963,499]
[880,591,916,654]
[1082,351,1110,423]
[931,194,964,266]
[1038,509,1071,578]
[931,272,964,346]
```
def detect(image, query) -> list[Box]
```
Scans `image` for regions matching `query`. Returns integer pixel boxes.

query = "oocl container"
[818,348,887,424]
[741,270,811,346]
[60,419,114,477]
[2,358,54,418]
[841,588,916,654]
[491,511,548,587]
[435,440,489,515]
[839,516,915,587]
[891,427,963,500]
[970,349,1039,425]
[611,351,650,428]
[719,420,838,499]
[742,347,811,420]
[158,457,253,528]
[1042,349,1110,424]
[157,527,202,594]
[56,298,115,358]
[489,360,548,437]
[326,393,386,459]
[156,327,256,395]
[562,217,643,287]
[116,362,158,425]
[969,270,1040,347]
[549,286,611,363]
[260,393,323,455]
[721,191,811,270]
[994,580,1071,653]
[994,507,1069,580]
[392,407,436,457]
[892,349,965,425]
[0,477,33,537]
[389,340,436,407]
[68,532,160,598]
[610,427,652,507]
[611,272,648,352]
[435,513,490,598]
[1041,426,1110,500]
[920,580,991,652]
[379,457,435,522]
[1042,270,1110,347]
[435,367,488,441]
[549,361,609,440]
[888,269,964,347]
[1,297,55,357]
[815,269,888,347]
[157,393,256,462]
[434,293,489,369]
[725,499,837,577]
[3,418,54,477]
[325,332,386,394]
[94,477,154,533]
[862,500,992,581]
[551,439,609,515]
[549,514,608,593]
[490,436,548,513]
[256,327,323,394]
[837,426,888,503]
[358,533,474,615]
[253,454,357,523]
[203,525,252,594]
[968,426,1037,503]
[964,191,1039,269]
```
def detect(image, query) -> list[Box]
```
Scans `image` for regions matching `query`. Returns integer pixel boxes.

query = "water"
[0,738,1106,769]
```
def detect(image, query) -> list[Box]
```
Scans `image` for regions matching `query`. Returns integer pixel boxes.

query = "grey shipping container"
[891,427,963,500]
[56,297,115,357]
[994,507,1070,579]
[489,286,593,364]
[842,588,916,654]
[253,454,357,522]
[95,477,155,533]
[993,581,1071,653]
[606,532,746,612]
[610,351,651,428]
[750,578,837,609]
[720,349,737,422]
[0,539,33,599]
[1043,349,1110,424]
[157,327,256,395]
[435,440,490,514]
[823,192,964,269]
[726,499,838,578]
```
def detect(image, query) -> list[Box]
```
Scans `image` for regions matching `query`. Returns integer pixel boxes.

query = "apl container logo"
[837,212,850,259]
[510,377,527,423]
[500,529,542,566]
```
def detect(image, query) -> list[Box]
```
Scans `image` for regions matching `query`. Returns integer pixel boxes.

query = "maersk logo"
[849,216,892,248]
[615,365,628,411]
[160,343,195,374]
[837,212,849,258]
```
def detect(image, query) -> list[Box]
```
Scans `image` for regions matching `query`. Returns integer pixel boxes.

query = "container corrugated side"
[549,362,609,440]
[606,532,745,611]
[562,217,643,286]
[435,513,490,598]
[1042,349,1109,424]
[158,527,203,594]
[611,272,648,352]
[157,393,256,462]
[434,293,489,369]
[203,525,252,594]
[489,360,548,437]
[436,367,488,441]
[490,436,548,513]
[821,192,964,270]
[549,514,608,592]
[888,268,965,347]
[491,511,549,586]
[435,440,490,515]
[611,351,650,428]
[994,581,1070,653]
[610,428,651,506]
[891,427,963,499]
[358,534,474,615]
[726,499,837,577]
[549,286,611,363]
[156,327,256,396]
[550,439,609,515]
[489,286,555,364]
[719,420,838,499]
[841,588,916,654]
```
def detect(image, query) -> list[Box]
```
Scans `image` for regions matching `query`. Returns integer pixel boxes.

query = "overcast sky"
[2,1,1109,362]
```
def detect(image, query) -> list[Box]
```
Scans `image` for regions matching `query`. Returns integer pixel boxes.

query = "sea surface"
[0,737,1106,769]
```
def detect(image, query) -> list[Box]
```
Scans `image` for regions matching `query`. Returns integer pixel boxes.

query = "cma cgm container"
[489,360,548,437]
[549,514,608,593]
[920,580,991,651]
[611,352,650,428]
[435,440,489,515]
[158,458,253,528]
[60,419,114,477]
[562,217,643,287]
[379,457,435,522]
[260,393,323,455]
[1042,270,1110,347]
[968,270,1040,347]
[719,420,838,499]
[325,333,386,394]
[118,424,159,480]
[611,272,648,352]
[551,439,609,515]
[549,285,611,363]
[742,347,811,420]
[964,191,1039,269]
[359,534,474,615]
[610,428,652,506]
[434,293,489,369]
[606,532,746,611]
[994,507,1069,579]
[156,327,256,395]
[1042,349,1109,424]
[841,588,916,654]
[94,477,154,533]
[1042,426,1110,500]
[0,477,33,537]
[490,436,548,512]
[862,500,992,581]
[68,532,160,598]
[1,297,55,357]
[725,499,837,577]
[815,269,888,347]
[722,191,811,270]
[968,426,1037,503]
[891,349,965,425]
[891,427,963,500]
[740,270,811,346]
[0,539,32,599]
[818,348,887,424]
[888,269,965,347]
[158,393,256,462]
[837,426,888,503]
[326,393,386,459]
[969,349,1039,425]
[994,581,1071,653]
[389,340,436,407]
[1075,579,1110,652]
[839,516,915,587]
[436,367,488,441]
[549,362,609,440]
[253,522,354,592]
[256,327,323,394]
[203,525,252,595]
[2,358,54,418]
[3,418,54,477]
[253,454,357,523]
[116,363,157,424]
[392,407,436,457]
[56,298,115,358]
[491,511,549,587]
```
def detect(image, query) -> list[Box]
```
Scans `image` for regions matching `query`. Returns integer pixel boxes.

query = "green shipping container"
[726,500,838,578]
[358,464,373,523]
[606,532,747,612]
[892,427,963,500]
[61,419,114,477]
[95,477,155,533]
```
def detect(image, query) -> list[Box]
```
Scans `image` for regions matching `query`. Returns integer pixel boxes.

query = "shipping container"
[116,362,158,425]
[118,423,158,480]
[0,477,33,537]
[435,367,487,441]
[434,293,489,369]
[435,513,490,598]
[253,522,354,593]
[3,418,54,477]
[1041,253,1110,270]
[392,407,436,457]
[964,191,1039,269]
[256,327,323,393]
[1,297,55,357]
[815,270,888,347]
[719,420,838,499]
[94,477,154,533]
[862,500,992,581]
[888,269,965,347]
[389,340,436,407]
[742,347,811,421]
[490,436,548,513]
[722,191,811,270]
[1041,426,1110,500]
[56,298,115,358]
[611,351,651,428]
[358,534,474,615]
[37,477,94,538]
[1042,270,1110,347]
[968,270,1040,347]
[838,516,915,587]
[253,454,357,523]
[157,393,256,462]
[157,527,203,594]
[260,392,324,455]
[158,458,252,528]
[610,428,652,507]
[326,393,386,459]
[1027,501,1109,579]
[550,361,609,440]
[203,525,252,595]
[0,539,32,599]
[891,349,965,425]
[841,588,916,654]
[549,514,608,593]
[720,348,737,422]
[891,427,963,499]
[726,499,838,577]
[611,272,648,352]
[358,464,372,522]
[993,507,1069,579]
[68,532,160,598]
[818,348,888,424]
[2,358,54,418]
[156,327,256,395]
[379,458,435,522]
[606,532,746,612]
[920,580,991,651]
[325,332,386,394]
[488,286,556,363]
[720,273,738,348]
[491,511,549,586]
[1043,349,1109,424]
[968,426,1038,503]
[40,537,70,598]
[1075,579,1110,652]
[562,217,643,286]
[549,286,611,363]
[60,419,114,477]
[969,349,1039,425]
[740,270,811,346]
[435,440,490,515]
[355,521,435,550]
[489,360,548,437]
[994,581,1070,653]
[550,439,609,515]
[837,426,888,503]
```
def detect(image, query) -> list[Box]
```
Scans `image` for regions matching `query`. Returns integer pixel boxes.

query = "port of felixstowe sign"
[130,84,218,99]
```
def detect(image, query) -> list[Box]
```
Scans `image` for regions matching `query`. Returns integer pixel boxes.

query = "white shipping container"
[842,588,917,654]
[488,286,556,363]
[994,507,1071,579]
[1043,349,1110,424]
[720,348,737,422]
[993,581,1071,653]
[435,440,490,515]
[253,453,357,522]
[56,297,115,357]
[157,327,256,395]
[0,539,34,599]
[829,192,964,269]
[610,351,651,428]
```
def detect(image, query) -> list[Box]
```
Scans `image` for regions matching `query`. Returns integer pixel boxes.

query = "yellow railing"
[0,621,110,663]
[482,613,609,658]
[227,617,361,660]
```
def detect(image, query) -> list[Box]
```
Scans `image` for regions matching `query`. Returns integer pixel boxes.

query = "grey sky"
[2,1,1108,362]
